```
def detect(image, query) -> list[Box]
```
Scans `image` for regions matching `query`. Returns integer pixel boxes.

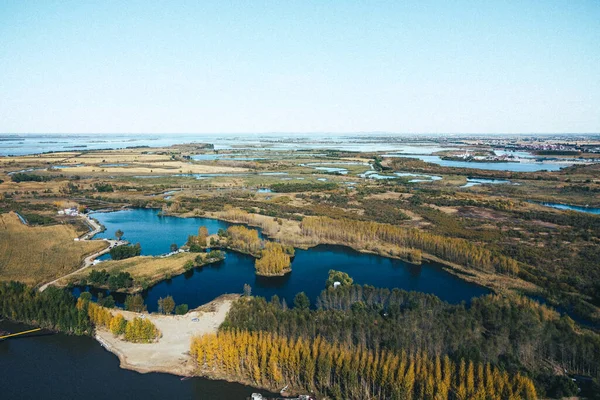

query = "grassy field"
[62,252,206,290]
[0,212,107,285]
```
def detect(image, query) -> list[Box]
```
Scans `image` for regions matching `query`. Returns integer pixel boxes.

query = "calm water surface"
[0,320,275,400]
[79,209,489,312]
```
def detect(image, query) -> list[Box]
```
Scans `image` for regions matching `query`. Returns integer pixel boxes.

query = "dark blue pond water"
[0,320,276,400]
[78,209,489,311]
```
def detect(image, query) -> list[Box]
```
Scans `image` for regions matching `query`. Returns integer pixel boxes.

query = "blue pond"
[79,209,489,311]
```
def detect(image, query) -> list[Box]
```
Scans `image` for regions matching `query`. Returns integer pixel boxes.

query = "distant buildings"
[57,207,79,217]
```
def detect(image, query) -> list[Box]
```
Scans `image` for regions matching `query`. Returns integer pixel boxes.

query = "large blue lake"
[80,209,489,311]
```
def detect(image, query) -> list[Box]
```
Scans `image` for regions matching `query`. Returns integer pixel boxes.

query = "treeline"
[255,242,292,276]
[79,296,160,343]
[0,281,159,343]
[0,281,91,334]
[270,182,338,193]
[110,243,141,260]
[93,182,114,192]
[86,269,133,290]
[11,173,48,183]
[301,216,519,275]
[220,208,284,236]
[222,286,600,396]
[191,330,536,399]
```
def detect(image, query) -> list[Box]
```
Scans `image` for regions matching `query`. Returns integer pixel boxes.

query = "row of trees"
[11,173,47,182]
[270,182,338,193]
[300,216,519,275]
[255,242,292,276]
[220,208,282,237]
[191,330,537,399]
[80,296,160,343]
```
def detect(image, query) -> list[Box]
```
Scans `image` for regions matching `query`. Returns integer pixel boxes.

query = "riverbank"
[95,294,238,376]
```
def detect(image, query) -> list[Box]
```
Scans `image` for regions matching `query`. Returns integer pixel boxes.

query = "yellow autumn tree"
[255,242,291,276]
[190,330,536,400]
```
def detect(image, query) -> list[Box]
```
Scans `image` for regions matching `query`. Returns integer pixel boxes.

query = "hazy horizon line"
[2,132,600,136]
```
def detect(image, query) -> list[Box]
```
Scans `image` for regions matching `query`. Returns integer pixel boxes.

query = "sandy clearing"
[96,295,238,376]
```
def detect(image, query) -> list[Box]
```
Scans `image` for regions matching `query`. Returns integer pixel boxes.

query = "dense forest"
[0,282,159,343]
[0,281,91,334]
[191,330,537,399]
[221,286,600,398]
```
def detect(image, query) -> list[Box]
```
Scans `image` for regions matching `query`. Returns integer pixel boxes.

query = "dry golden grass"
[0,212,107,285]
[63,252,201,288]
[0,152,79,165]
[60,161,248,175]
[0,179,66,194]
[71,151,172,164]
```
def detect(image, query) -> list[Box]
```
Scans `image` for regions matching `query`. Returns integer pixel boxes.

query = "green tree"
[109,314,128,335]
[184,260,195,271]
[294,292,310,310]
[124,294,146,312]
[158,296,175,314]
[175,304,189,315]
[326,270,353,288]
[115,229,124,240]
[170,243,179,252]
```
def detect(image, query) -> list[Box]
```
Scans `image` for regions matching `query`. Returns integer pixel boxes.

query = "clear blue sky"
[1,0,599,134]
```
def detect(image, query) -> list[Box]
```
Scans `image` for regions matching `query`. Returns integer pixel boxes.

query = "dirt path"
[38,214,125,291]
[96,295,238,375]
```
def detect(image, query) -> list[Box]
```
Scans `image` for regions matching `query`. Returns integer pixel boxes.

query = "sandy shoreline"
[95,295,238,376]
